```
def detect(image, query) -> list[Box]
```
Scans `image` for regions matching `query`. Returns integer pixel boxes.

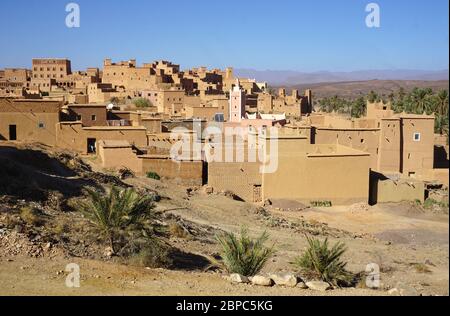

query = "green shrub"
[310,201,332,207]
[52,222,69,235]
[216,227,274,277]
[19,207,44,226]
[146,172,161,180]
[294,236,354,286]
[132,97,151,108]
[5,214,21,229]
[412,263,432,274]
[77,186,155,254]
[169,222,189,239]
[128,240,173,269]
[423,198,448,210]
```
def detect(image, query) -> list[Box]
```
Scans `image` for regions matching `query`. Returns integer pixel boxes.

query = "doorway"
[253,185,262,203]
[87,138,97,154]
[9,125,17,141]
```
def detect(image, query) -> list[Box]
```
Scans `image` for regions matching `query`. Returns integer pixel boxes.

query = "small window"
[38,122,45,129]
[413,133,421,142]
[91,115,96,121]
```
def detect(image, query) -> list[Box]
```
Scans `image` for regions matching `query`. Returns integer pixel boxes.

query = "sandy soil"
[1,255,388,296]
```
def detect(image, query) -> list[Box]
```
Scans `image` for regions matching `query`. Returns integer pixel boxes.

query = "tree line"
[316,87,449,138]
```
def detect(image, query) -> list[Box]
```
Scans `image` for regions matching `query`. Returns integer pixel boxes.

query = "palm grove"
[317,88,449,141]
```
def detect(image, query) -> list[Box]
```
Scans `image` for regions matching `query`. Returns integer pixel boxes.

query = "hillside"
[0,143,448,296]
[281,80,449,100]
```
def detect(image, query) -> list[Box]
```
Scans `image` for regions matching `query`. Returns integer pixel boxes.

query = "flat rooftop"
[99,140,132,148]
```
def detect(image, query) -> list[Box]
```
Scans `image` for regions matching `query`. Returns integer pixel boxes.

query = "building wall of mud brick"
[282,126,313,142]
[370,177,425,204]
[201,94,228,112]
[55,123,148,153]
[434,134,448,147]
[140,157,203,185]
[4,69,28,83]
[313,127,380,169]
[262,152,370,205]
[257,93,274,113]
[415,169,449,186]
[142,89,185,113]
[141,118,162,133]
[354,118,378,129]
[377,118,401,173]
[366,101,394,120]
[67,94,89,104]
[68,106,107,127]
[207,162,262,201]
[161,120,207,138]
[184,106,221,121]
[0,99,60,145]
[98,144,142,174]
[32,59,72,80]
[401,118,434,175]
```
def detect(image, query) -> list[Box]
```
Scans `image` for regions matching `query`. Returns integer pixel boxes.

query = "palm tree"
[294,236,354,286]
[216,227,274,277]
[433,90,449,136]
[367,90,379,103]
[77,186,155,254]
[437,90,449,116]
[351,97,366,118]
[411,88,432,114]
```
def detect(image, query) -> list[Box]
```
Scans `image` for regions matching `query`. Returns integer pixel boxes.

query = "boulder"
[269,273,298,287]
[396,282,420,296]
[251,275,274,287]
[203,186,214,195]
[229,273,249,284]
[103,247,114,258]
[306,281,331,292]
[297,281,308,289]
[387,288,400,296]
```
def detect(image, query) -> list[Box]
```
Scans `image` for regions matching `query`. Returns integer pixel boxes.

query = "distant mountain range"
[234,69,449,86]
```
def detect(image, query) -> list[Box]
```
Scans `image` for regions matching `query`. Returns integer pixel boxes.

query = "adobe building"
[305,103,435,177]
[207,129,370,204]
[0,68,31,97]
[88,83,128,104]
[32,58,72,80]
[3,68,29,84]
[65,104,108,127]
[0,98,61,145]
[141,87,185,114]
[256,88,312,118]
[102,59,177,91]
[97,139,203,185]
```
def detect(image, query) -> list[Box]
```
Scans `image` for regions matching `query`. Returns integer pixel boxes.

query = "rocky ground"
[0,142,448,296]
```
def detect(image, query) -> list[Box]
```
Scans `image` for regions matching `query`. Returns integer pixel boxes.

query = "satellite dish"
[107,103,114,110]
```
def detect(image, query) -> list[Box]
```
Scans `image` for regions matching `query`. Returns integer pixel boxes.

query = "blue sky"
[0,0,448,72]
